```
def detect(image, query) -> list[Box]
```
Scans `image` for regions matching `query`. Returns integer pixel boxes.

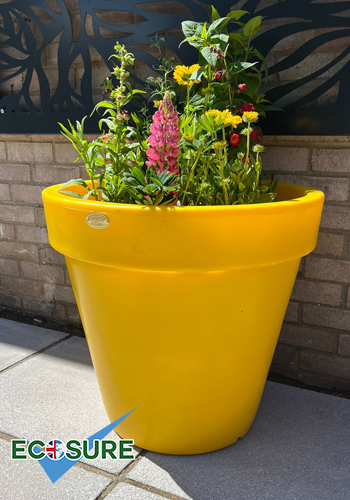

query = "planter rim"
[43,181,324,271]
[42,181,324,215]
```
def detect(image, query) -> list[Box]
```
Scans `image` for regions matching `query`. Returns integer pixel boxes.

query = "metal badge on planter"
[86,213,110,229]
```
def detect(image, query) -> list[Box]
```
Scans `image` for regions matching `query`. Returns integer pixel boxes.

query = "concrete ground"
[0,318,349,500]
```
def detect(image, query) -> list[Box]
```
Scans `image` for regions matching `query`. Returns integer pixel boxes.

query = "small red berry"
[238,83,247,91]
[214,71,222,80]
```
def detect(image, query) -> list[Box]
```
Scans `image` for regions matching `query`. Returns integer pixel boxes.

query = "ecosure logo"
[11,409,135,483]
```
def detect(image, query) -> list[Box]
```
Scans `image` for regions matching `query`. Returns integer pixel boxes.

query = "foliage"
[58,7,277,206]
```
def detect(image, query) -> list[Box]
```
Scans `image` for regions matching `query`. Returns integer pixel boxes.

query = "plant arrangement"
[59,6,277,206]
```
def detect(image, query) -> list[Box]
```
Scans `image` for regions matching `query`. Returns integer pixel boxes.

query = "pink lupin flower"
[146,92,180,175]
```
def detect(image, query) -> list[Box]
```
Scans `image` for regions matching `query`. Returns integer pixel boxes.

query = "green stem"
[182,144,203,205]
[219,153,229,205]
[208,66,212,88]
[186,84,190,118]
[244,122,251,172]
[224,58,233,112]
[222,127,228,166]
[89,171,98,200]
[255,152,261,186]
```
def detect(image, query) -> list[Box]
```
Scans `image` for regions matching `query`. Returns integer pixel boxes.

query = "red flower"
[250,127,261,142]
[241,155,252,165]
[238,83,247,91]
[230,134,240,147]
[214,71,222,80]
[239,103,255,113]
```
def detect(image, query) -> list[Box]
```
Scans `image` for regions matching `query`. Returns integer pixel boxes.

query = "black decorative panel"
[0,0,350,134]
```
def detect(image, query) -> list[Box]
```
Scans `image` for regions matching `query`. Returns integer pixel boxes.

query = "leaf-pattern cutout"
[0,0,349,134]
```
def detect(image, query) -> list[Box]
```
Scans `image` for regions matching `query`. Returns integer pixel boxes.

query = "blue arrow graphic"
[29,409,135,483]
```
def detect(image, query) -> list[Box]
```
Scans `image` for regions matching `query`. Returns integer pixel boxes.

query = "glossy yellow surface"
[43,182,324,454]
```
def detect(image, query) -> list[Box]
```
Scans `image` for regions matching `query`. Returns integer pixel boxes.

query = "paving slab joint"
[0,333,72,375]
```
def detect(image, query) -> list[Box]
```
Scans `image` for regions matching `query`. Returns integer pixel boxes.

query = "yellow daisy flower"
[230,115,243,128]
[213,141,227,148]
[205,109,220,118]
[202,87,214,95]
[182,135,194,141]
[174,65,200,86]
[243,111,259,122]
[218,110,234,126]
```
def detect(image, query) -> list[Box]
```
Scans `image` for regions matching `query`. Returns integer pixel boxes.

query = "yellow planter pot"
[42,182,324,455]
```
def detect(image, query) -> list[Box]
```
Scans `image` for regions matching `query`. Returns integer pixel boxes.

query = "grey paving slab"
[106,482,168,499]
[131,382,350,500]
[0,318,68,370]
[0,438,111,500]
[0,335,139,474]
[127,457,191,499]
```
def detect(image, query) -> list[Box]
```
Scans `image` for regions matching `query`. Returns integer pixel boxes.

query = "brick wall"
[0,134,349,389]
[264,135,350,390]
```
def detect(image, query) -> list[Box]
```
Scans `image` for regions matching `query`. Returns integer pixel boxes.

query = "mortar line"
[94,481,120,500]
[124,477,190,500]
[0,430,20,442]
[0,334,72,375]
[75,460,122,481]
[75,448,147,481]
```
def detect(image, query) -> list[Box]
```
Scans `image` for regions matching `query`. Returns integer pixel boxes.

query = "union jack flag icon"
[45,440,65,461]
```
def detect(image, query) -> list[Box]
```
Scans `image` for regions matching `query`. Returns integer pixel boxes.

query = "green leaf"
[151,177,163,188]
[270,179,278,192]
[59,191,84,199]
[58,122,75,142]
[228,33,246,47]
[59,178,89,191]
[239,72,261,93]
[184,38,204,50]
[154,191,164,206]
[182,21,200,39]
[244,16,262,38]
[227,10,249,20]
[200,47,218,68]
[207,17,230,35]
[211,33,229,51]
[211,6,220,21]
[255,193,275,204]
[132,168,147,186]
[179,36,200,48]
[83,189,97,200]
[189,66,204,81]
[90,101,116,117]
[228,61,257,75]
